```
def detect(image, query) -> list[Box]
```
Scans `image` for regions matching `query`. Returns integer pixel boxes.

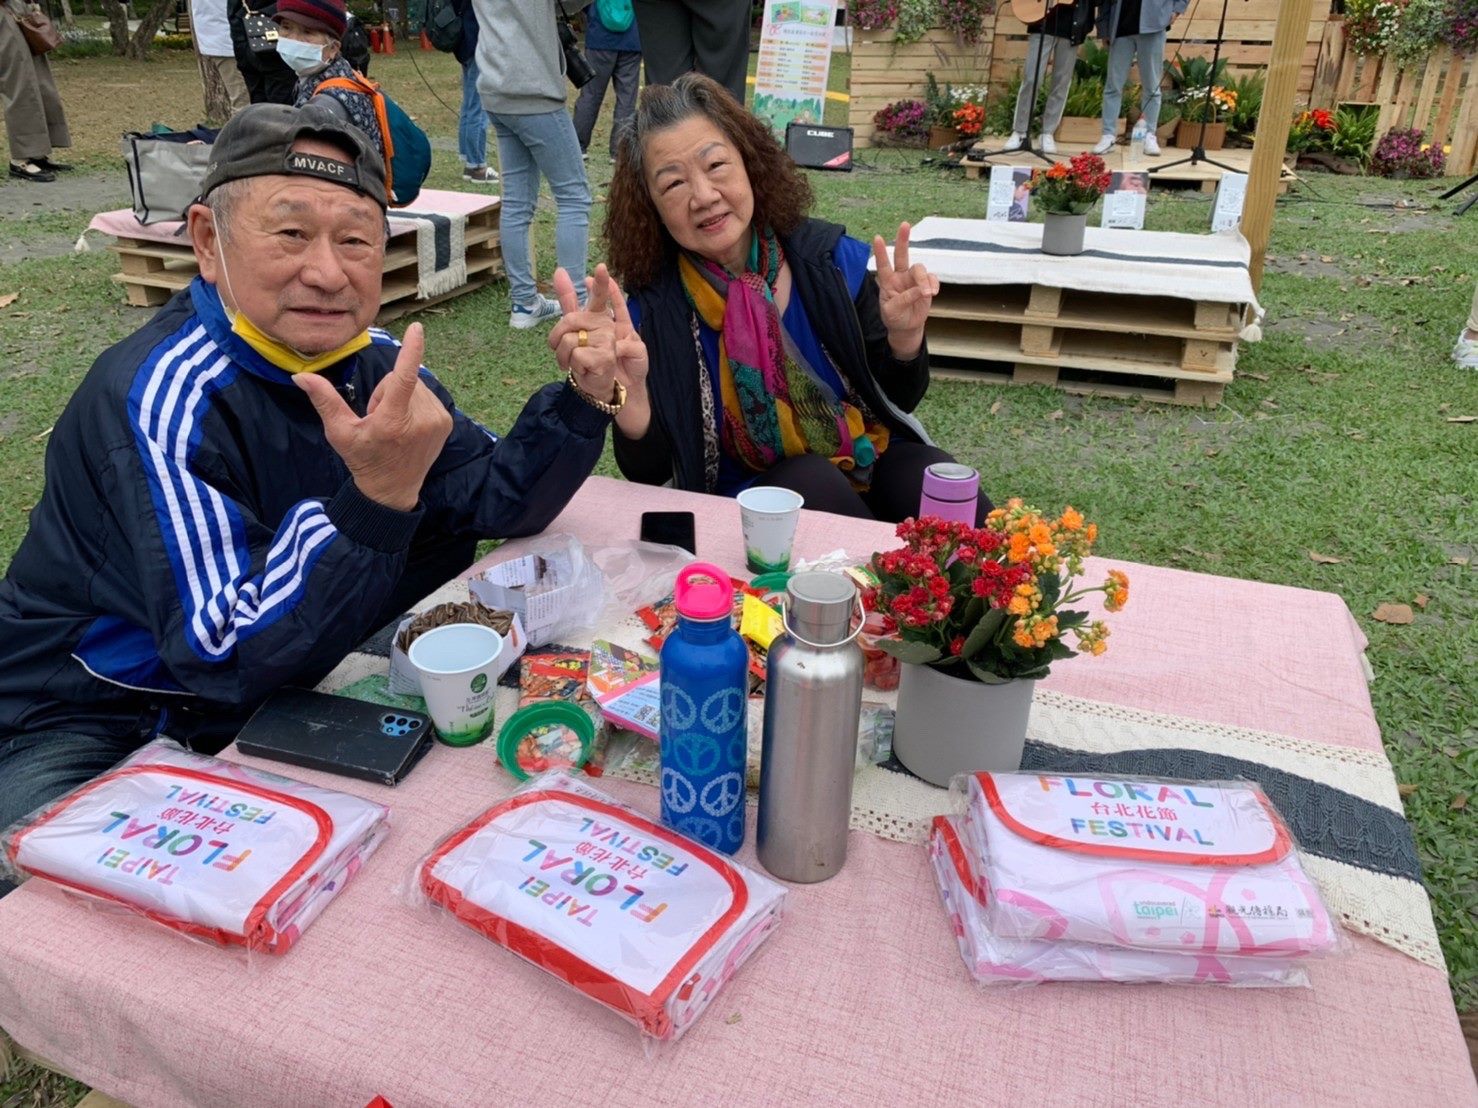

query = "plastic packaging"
[955,772,1343,959]
[660,563,750,855]
[412,771,785,1041]
[0,739,389,953]
[929,816,1308,987]
[1131,117,1148,160]
[469,533,603,647]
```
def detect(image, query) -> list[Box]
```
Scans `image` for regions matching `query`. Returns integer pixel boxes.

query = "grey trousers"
[0,2,71,162]
[633,0,750,108]
[1101,29,1167,136]
[1468,280,1478,333]
[573,48,641,158]
[1014,33,1078,135]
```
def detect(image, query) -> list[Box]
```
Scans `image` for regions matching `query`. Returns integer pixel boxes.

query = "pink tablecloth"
[1,477,1473,1107]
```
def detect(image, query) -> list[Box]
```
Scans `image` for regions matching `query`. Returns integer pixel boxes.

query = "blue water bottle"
[660,562,749,855]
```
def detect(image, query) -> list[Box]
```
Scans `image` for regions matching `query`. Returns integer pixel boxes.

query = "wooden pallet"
[923,280,1239,407]
[110,202,506,324]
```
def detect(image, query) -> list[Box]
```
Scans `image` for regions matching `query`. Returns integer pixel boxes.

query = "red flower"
[949,636,965,656]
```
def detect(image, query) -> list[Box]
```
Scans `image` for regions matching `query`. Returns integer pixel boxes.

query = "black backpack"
[423,0,461,52]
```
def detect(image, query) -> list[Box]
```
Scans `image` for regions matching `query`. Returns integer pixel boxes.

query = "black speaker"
[785,123,853,172]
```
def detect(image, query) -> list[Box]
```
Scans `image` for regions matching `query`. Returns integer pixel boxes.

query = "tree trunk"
[102,0,130,54]
[104,0,178,59]
[194,40,233,123]
[57,0,76,30]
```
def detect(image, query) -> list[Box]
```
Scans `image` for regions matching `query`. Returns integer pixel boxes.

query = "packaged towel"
[960,773,1340,957]
[416,771,785,1040]
[0,739,389,952]
[929,816,1308,986]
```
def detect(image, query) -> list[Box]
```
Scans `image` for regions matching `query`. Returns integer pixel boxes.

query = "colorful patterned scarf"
[678,229,887,485]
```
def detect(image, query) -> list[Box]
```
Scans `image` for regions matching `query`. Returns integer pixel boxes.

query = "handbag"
[13,4,62,55]
[242,2,279,54]
[121,129,217,225]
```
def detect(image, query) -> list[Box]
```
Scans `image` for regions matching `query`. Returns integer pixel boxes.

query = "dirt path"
[0,171,131,265]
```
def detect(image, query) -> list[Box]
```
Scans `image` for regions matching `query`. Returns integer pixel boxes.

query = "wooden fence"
[850,3,1329,147]
[1311,21,1478,174]
[847,27,994,146]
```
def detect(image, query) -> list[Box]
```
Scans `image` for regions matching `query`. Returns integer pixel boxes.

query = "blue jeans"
[1102,30,1168,135]
[488,108,591,308]
[459,60,488,168]
[0,730,144,897]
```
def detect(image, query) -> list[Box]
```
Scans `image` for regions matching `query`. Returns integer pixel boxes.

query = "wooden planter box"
[1174,120,1227,150]
[849,27,993,148]
[1056,116,1125,142]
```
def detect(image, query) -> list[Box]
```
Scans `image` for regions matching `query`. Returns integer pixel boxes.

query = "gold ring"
[577,329,589,348]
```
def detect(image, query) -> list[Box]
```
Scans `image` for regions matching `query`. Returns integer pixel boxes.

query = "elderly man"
[0,104,623,885]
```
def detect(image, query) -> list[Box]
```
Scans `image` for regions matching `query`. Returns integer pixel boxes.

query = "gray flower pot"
[1041,212,1087,256]
[891,662,1035,787]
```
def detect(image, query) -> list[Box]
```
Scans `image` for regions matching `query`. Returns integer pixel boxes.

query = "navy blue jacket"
[0,278,608,750]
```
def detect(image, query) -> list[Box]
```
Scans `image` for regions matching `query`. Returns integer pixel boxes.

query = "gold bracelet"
[566,369,627,416]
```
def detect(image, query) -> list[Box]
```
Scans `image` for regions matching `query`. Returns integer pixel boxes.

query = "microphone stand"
[975,0,1058,165]
[1439,172,1477,216]
[1150,0,1238,175]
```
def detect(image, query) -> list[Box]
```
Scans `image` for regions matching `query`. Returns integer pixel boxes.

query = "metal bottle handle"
[779,595,867,650]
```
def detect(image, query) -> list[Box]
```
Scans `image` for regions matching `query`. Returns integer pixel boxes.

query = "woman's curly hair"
[603,73,815,290]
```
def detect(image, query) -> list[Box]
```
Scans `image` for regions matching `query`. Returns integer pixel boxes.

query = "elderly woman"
[275,0,382,157]
[547,73,988,523]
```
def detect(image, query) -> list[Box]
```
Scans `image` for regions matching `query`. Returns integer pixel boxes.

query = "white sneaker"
[1454,330,1478,369]
[509,293,562,330]
[1143,132,1161,157]
[1039,134,1057,155]
[1003,132,1024,151]
[1091,135,1115,155]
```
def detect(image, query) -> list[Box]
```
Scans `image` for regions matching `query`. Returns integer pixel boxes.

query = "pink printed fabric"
[0,739,389,953]
[961,774,1340,957]
[0,478,1473,1107]
[928,816,1307,986]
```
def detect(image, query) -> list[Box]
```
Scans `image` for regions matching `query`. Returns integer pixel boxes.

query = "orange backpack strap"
[312,74,396,198]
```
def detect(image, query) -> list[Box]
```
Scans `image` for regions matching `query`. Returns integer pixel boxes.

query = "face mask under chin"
[216,246,371,375]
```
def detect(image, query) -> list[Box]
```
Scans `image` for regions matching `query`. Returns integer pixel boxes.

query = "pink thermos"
[918,462,980,524]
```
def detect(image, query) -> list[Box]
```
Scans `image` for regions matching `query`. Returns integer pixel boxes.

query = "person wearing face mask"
[554,74,989,524]
[0,104,616,896]
[274,0,382,156]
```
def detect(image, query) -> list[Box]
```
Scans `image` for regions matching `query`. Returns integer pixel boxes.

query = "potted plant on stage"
[869,504,1129,787]
[1174,84,1237,151]
[872,98,929,147]
[924,73,962,148]
[1025,152,1110,256]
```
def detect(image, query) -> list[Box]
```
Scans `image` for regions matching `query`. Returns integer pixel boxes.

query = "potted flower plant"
[1024,153,1111,256]
[869,504,1129,785]
[924,73,962,148]
[872,98,929,147]
[1174,85,1237,151]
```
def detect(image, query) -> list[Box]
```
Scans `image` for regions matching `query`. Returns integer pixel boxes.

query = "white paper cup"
[407,623,504,746]
[737,486,805,574]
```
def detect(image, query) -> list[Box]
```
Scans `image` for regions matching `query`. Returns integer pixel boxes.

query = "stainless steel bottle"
[757,571,864,883]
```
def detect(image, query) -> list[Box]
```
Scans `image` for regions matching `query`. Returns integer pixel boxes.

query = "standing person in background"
[633,0,749,107]
[451,0,499,184]
[0,0,71,182]
[1093,0,1185,157]
[229,0,297,105]
[472,0,592,329]
[1003,0,1095,155]
[192,0,252,118]
[574,0,641,164]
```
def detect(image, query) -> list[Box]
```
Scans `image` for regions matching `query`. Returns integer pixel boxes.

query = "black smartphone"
[235,687,434,787]
[640,510,697,554]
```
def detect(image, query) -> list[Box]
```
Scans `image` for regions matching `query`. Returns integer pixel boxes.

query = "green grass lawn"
[0,46,1475,1103]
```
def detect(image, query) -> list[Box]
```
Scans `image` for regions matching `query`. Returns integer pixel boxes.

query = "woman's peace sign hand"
[872,221,939,359]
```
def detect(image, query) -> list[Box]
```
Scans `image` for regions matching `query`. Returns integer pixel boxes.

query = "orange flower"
[1059,506,1083,531]
[1013,625,1036,649]
[1085,522,1098,543]
[1046,162,1070,179]
[1008,532,1031,564]
[1104,569,1129,612]
[1029,522,1054,547]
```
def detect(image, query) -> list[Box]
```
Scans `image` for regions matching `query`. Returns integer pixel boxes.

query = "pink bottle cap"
[673,562,733,621]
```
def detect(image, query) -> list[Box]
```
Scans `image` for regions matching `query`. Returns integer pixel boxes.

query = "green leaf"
[1038,570,1062,611]
[962,606,1008,659]
[875,638,943,666]
[965,657,1017,684]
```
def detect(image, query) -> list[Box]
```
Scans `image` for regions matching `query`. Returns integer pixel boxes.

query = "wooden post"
[1242,0,1315,291]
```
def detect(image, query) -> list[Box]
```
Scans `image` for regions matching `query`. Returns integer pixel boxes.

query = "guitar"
[1010,0,1075,27]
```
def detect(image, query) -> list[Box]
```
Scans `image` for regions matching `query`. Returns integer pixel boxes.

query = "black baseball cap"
[199,102,387,209]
